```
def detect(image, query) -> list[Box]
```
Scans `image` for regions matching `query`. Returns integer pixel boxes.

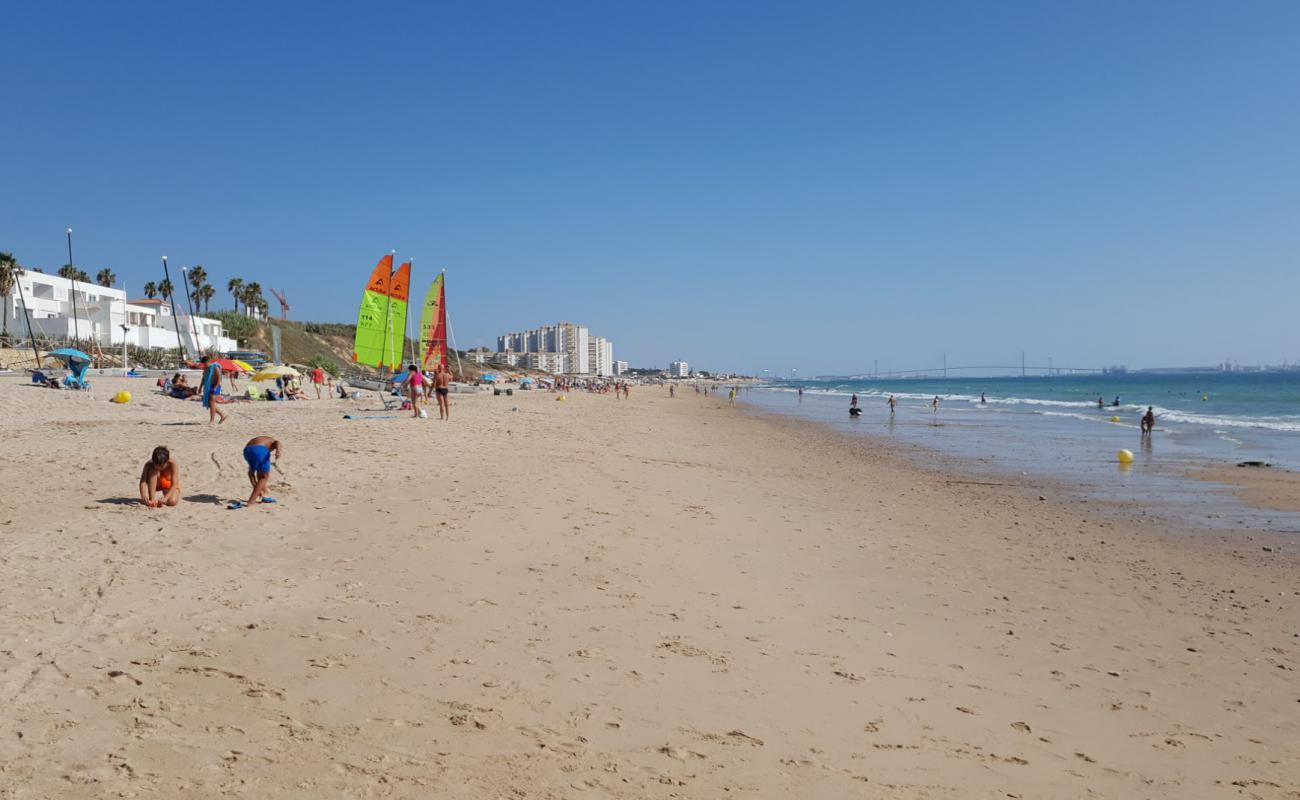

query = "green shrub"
[307,354,342,378]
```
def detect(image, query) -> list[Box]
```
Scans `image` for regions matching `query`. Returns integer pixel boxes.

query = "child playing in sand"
[230,435,283,509]
[139,445,181,508]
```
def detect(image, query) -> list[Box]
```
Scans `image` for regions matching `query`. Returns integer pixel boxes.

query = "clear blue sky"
[4,1,1298,374]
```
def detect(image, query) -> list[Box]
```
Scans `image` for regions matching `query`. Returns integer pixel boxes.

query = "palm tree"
[188,265,207,295]
[198,283,215,314]
[143,281,158,299]
[76,270,91,283]
[96,268,116,288]
[0,252,23,340]
[227,277,243,314]
[57,264,78,280]
[242,282,262,317]
[159,279,175,303]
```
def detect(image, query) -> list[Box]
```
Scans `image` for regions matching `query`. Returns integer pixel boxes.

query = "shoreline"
[739,386,1300,536]
[1,378,1296,797]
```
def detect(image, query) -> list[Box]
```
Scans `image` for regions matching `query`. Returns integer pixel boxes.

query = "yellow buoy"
[113,390,132,404]
[1117,449,1134,464]
[556,395,567,402]
[1202,395,1208,401]
[1110,415,1120,423]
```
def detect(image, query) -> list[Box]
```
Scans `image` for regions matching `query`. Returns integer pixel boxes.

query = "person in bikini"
[403,363,424,418]
[139,445,181,508]
[434,364,453,420]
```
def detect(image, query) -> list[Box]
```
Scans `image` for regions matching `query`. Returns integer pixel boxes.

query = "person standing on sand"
[434,364,453,420]
[312,365,326,399]
[138,445,180,508]
[888,394,897,415]
[230,435,282,508]
[932,395,940,413]
[1141,406,1156,437]
[403,363,424,418]
[200,355,227,425]
[669,384,675,398]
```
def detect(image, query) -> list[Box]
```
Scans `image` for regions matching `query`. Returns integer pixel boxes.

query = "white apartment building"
[587,336,614,377]
[4,270,237,353]
[556,323,589,374]
[669,360,690,378]
[523,352,567,374]
[497,320,612,375]
[614,360,629,376]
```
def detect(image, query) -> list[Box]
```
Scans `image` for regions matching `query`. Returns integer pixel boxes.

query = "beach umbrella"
[48,347,92,363]
[251,365,301,381]
[232,359,255,372]
[214,358,247,373]
[481,373,498,382]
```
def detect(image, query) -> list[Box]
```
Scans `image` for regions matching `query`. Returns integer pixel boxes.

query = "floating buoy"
[1110,415,1120,423]
[1117,449,1134,464]
[113,390,132,404]
[1202,395,1209,401]
[557,395,567,402]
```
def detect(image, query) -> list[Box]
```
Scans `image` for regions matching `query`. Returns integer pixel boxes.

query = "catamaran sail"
[353,254,395,368]
[388,261,411,368]
[418,272,448,370]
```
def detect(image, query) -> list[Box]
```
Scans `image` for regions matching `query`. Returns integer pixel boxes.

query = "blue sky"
[3,1,1298,374]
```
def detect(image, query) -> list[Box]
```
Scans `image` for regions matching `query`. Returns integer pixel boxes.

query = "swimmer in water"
[139,445,180,508]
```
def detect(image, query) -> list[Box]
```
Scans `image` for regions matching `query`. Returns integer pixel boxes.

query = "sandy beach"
[0,376,1296,799]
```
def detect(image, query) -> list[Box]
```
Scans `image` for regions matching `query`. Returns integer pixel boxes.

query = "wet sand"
[0,377,1296,798]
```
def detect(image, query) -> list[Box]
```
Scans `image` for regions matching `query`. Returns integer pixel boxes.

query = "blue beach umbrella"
[480,373,498,382]
[49,347,92,363]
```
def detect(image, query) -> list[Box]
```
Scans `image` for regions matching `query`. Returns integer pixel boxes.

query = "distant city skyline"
[4,3,1298,374]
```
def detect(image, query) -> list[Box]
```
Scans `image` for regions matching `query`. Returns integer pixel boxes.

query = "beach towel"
[201,363,220,408]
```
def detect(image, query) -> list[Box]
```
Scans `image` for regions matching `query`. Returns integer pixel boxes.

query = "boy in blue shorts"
[230,435,283,509]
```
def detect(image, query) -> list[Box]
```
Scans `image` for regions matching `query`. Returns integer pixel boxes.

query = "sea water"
[743,372,1300,533]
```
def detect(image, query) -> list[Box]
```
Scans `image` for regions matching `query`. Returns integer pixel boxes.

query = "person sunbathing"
[139,445,181,508]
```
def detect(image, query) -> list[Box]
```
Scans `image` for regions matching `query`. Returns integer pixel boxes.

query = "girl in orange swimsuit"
[139,445,181,508]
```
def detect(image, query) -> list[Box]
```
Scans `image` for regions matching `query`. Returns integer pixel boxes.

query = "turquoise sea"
[743,372,1300,532]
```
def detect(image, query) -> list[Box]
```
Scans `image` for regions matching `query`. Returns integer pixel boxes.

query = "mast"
[379,249,395,370]
[66,228,81,346]
[161,256,188,366]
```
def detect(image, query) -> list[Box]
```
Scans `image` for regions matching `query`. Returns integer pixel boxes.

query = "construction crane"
[270,287,290,320]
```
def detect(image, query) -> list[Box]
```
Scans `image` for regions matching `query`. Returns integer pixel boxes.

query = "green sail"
[353,254,394,368]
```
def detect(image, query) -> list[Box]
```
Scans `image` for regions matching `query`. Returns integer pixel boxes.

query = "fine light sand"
[0,377,1296,799]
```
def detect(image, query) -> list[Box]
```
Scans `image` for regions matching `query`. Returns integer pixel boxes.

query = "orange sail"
[419,272,448,370]
[387,261,412,369]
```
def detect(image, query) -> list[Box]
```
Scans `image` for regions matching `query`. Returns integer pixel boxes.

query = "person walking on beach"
[434,364,453,420]
[312,365,326,399]
[199,355,227,425]
[1141,406,1156,437]
[669,384,675,398]
[138,445,180,508]
[932,395,941,413]
[888,394,897,415]
[728,387,736,404]
[231,435,282,508]
[980,392,986,404]
[403,363,423,418]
